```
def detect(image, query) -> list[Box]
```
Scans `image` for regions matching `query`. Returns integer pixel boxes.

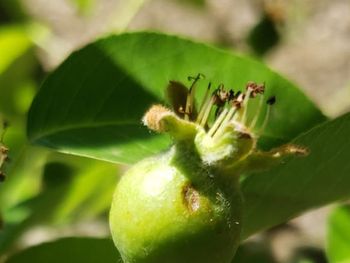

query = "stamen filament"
[231,93,244,123]
[257,96,276,135]
[185,74,204,121]
[249,94,264,129]
[208,108,229,137]
[258,105,271,135]
[197,83,211,119]
[197,93,212,124]
[213,106,238,139]
[200,97,214,127]
[240,88,253,125]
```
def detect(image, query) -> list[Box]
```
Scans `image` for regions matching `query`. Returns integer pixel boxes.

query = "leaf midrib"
[30,120,140,142]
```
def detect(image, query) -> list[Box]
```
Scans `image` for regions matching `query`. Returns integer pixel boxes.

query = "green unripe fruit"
[110,144,242,263]
[110,78,306,263]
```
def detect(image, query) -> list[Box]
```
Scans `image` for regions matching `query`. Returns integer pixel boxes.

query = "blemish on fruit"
[182,184,200,213]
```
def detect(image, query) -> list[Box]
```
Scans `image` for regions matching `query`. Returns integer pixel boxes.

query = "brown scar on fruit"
[182,184,200,213]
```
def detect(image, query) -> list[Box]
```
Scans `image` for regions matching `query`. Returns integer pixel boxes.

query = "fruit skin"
[110,143,242,263]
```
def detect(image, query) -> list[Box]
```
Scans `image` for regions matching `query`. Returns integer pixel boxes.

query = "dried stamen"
[257,96,276,135]
[198,82,211,114]
[197,89,213,125]
[249,94,265,129]
[199,95,215,127]
[184,74,204,121]
[213,84,231,118]
[213,106,238,139]
[230,93,245,123]
[240,87,253,125]
[208,108,229,137]
[247,82,265,98]
[166,77,274,142]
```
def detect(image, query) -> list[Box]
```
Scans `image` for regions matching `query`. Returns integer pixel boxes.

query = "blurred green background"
[0,0,349,262]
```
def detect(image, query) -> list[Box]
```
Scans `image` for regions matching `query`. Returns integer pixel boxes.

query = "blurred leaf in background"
[0,23,45,217]
[0,25,37,117]
[70,0,95,16]
[247,13,280,56]
[4,237,121,263]
[0,0,27,23]
[0,154,118,254]
[0,10,118,258]
[232,241,277,263]
[327,205,350,263]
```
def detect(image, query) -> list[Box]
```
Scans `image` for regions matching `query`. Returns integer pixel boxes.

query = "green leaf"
[241,112,350,239]
[0,156,118,254]
[326,205,350,263]
[27,32,325,164]
[51,158,119,223]
[0,25,37,117]
[4,237,121,263]
[70,0,95,15]
[0,25,31,74]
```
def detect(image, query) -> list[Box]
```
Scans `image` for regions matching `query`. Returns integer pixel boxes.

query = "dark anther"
[187,73,205,82]
[234,91,242,99]
[232,98,243,109]
[228,90,235,100]
[267,96,276,105]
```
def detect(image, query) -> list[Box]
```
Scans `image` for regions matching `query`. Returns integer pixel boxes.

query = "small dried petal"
[142,105,173,132]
